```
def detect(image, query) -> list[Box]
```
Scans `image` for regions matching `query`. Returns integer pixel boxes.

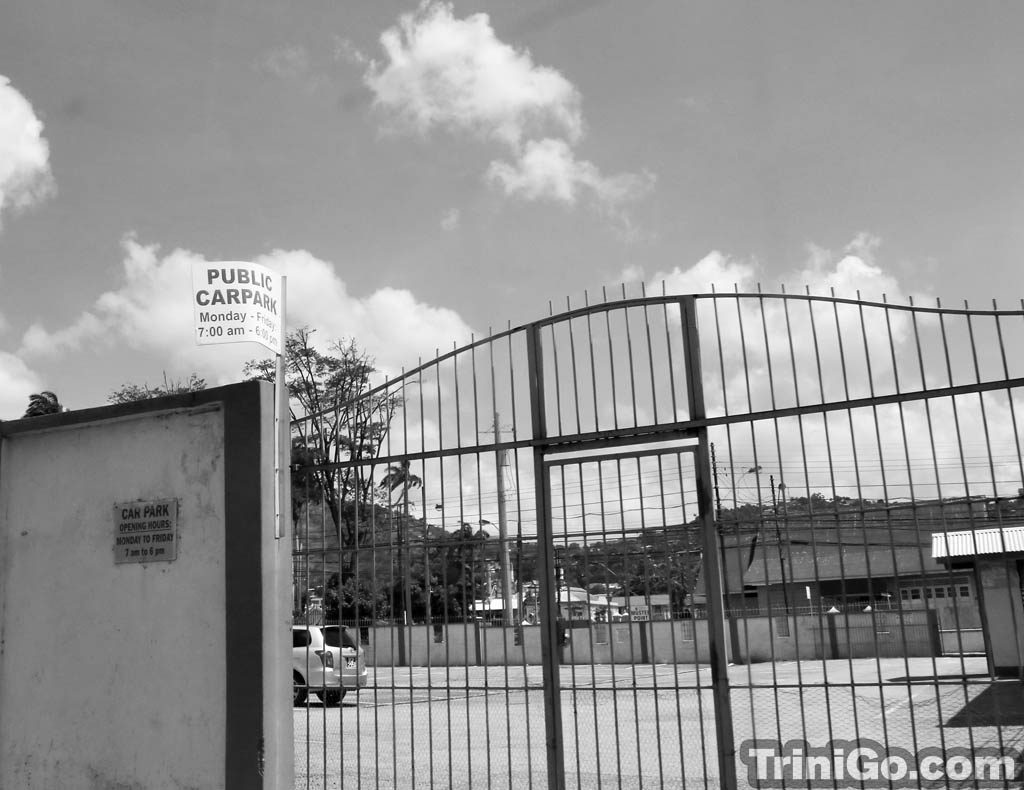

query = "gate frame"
[526,298,738,789]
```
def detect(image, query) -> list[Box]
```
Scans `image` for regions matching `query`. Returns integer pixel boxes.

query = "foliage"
[316,517,496,624]
[23,391,63,417]
[561,525,704,612]
[245,327,402,550]
[108,372,206,404]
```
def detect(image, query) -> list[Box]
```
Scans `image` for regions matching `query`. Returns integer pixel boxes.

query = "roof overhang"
[932,526,1024,560]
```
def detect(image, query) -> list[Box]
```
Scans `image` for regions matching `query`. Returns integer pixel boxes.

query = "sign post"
[192,261,287,538]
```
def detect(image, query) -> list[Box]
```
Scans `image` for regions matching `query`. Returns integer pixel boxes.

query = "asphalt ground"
[293,657,1024,789]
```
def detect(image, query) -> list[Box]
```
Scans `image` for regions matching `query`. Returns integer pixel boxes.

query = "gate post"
[681,297,738,788]
[527,323,567,790]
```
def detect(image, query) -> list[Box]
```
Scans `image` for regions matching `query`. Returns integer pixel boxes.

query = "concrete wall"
[0,382,291,790]
[361,610,941,667]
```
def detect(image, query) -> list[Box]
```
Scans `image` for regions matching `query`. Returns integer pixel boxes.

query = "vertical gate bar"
[577,461,605,790]
[661,294,680,423]
[558,462,585,786]
[942,301,999,754]
[622,303,640,427]
[414,361,439,790]
[487,334,515,788]
[800,292,841,752]
[878,297,931,759]
[852,299,894,751]
[827,292,867,741]
[469,341,497,790]
[914,299,979,758]
[935,297,994,762]
[508,329,537,783]
[567,299,583,436]
[620,456,641,786]
[774,293,812,745]
[433,349,457,786]
[680,295,736,788]
[640,286,660,425]
[708,293,749,683]
[604,293,621,432]
[667,452,696,788]
[302,473,312,788]
[598,457,625,785]
[527,322,566,790]
[753,292,788,745]
[584,291,601,436]
[730,289,765,685]
[635,454,665,787]
[729,289,771,756]
[548,306,565,439]
[452,345,476,784]
[895,300,958,759]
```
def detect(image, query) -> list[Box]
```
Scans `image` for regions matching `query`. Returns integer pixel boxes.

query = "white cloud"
[364,1,652,216]
[365,1,581,147]
[794,235,906,303]
[259,46,313,80]
[0,75,55,226]
[333,36,369,66]
[253,248,474,376]
[440,207,460,231]
[0,351,42,420]
[19,236,475,386]
[487,137,655,207]
[652,250,759,295]
[645,235,912,304]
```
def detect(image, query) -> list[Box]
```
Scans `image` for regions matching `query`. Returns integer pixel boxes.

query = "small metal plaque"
[114,499,178,564]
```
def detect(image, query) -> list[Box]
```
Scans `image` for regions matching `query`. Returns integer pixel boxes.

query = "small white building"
[608,594,673,622]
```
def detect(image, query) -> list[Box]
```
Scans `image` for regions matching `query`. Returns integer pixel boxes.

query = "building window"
[910,588,921,600]
[681,619,695,642]
[959,585,971,598]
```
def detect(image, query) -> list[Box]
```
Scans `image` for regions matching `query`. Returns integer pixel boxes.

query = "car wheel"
[293,672,308,706]
[318,690,345,706]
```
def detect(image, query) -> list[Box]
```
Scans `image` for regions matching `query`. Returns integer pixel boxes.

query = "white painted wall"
[0,405,227,790]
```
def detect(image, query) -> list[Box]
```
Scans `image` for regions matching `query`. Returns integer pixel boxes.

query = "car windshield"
[323,626,357,649]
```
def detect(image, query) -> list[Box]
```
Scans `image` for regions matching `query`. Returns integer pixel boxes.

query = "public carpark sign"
[114,499,178,564]
[192,261,282,353]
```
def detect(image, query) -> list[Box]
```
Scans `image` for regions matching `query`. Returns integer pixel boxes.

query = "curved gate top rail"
[293,291,1024,473]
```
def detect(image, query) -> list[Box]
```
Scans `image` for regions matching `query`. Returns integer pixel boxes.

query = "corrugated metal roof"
[932,526,1024,559]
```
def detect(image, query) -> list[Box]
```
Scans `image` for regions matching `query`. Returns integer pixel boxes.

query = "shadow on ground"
[944,682,1024,727]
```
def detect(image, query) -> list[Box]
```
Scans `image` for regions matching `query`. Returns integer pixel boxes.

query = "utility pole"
[494,413,515,626]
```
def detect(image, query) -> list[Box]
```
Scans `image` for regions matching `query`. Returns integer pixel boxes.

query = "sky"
[2,0,1024,420]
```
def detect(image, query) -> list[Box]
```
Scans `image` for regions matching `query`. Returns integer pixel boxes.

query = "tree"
[23,391,63,417]
[245,327,401,551]
[108,372,207,404]
[378,460,423,631]
[378,461,423,507]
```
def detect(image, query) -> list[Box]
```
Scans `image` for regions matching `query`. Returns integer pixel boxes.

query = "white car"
[292,624,367,706]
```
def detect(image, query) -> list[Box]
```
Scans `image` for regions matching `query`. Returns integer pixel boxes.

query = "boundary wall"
[0,381,291,790]
[360,610,940,667]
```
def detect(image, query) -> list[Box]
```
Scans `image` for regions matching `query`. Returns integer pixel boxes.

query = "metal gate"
[291,292,1024,789]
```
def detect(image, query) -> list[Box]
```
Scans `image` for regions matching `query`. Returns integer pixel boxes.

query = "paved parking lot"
[294,657,1023,789]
